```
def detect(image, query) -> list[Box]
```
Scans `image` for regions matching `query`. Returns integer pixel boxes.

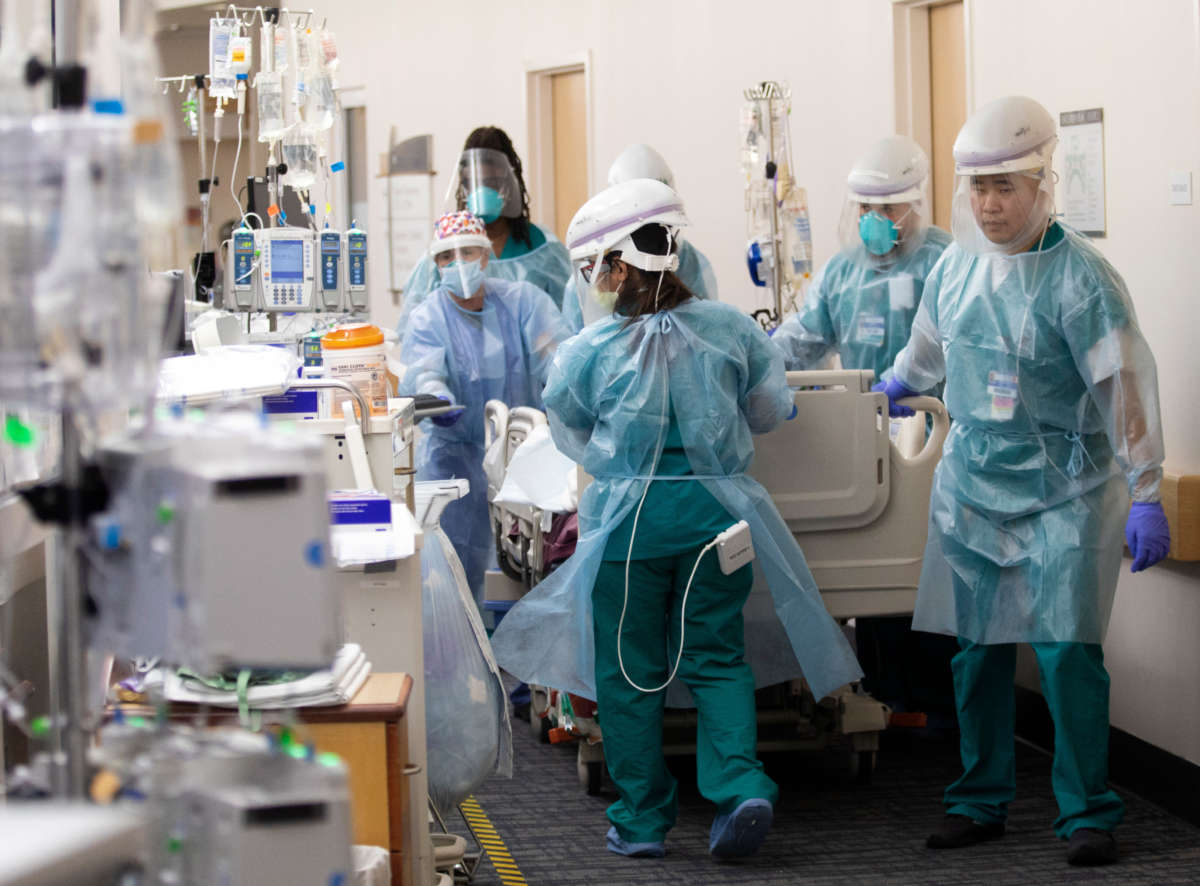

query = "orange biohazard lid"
[321,323,384,349]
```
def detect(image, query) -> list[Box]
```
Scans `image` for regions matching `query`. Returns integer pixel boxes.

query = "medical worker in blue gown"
[772,135,951,380]
[772,136,958,722]
[560,143,718,332]
[876,97,1171,867]
[397,127,572,337]
[402,210,569,604]
[491,179,862,861]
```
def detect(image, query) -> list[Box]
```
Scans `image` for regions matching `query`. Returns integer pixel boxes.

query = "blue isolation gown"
[772,227,951,379]
[397,223,571,337]
[892,223,1165,644]
[402,278,570,603]
[490,298,863,703]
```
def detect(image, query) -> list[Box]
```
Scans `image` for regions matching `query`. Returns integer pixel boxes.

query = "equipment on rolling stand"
[741,81,813,332]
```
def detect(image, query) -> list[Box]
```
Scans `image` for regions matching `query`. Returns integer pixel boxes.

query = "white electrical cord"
[615,369,720,694]
[230,99,245,218]
[617,480,721,694]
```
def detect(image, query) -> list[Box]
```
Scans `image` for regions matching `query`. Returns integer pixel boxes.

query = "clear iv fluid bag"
[309,72,336,132]
[283,126,319,189]
[256,71,287,142]
[783,187,813,281]
[208,19,236,100]
[0,111,170,411]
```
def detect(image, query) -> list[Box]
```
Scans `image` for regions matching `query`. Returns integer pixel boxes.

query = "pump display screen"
[270,240,304,282]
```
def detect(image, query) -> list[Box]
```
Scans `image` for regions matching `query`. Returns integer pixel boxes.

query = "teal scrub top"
[498,223,547,259]
[603,409,735,560]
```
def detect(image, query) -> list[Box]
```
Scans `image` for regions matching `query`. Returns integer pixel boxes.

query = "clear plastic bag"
[255,71,286,143]
[319,28,340,70]
[421,524,512,814]
[282,125,318,189]
[309,71,336,132]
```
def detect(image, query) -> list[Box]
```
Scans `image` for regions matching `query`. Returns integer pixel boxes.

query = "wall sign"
[1059,108,1106,237]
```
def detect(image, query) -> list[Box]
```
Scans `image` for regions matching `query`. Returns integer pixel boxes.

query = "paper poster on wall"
[1059,108,1105,237]
[378,173,434,291]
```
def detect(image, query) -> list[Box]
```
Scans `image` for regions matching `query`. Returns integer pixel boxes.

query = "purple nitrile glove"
[872,377,917,418]
[787,404,798,420]
[430,396,461,428]
[1125,501,1170,572]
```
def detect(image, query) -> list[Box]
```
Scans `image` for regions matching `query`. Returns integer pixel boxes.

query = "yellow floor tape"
[460,795,527,885]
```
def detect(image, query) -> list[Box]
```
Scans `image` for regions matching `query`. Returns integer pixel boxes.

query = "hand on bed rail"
[872,378,917,418]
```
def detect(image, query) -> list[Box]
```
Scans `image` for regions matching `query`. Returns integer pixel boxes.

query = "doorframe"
[335,86,367,234]
[523,52,593,237]
[891,0,975,158]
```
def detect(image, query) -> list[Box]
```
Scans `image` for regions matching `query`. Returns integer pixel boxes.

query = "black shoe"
[926,814,1005,849]
[1067,828,1118,866]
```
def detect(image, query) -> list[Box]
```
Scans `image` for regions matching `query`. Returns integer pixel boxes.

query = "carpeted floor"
[439,697,1200,885]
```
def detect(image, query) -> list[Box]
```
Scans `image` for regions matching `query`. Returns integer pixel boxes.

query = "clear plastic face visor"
[433,244,490,301]
[445,147,522,222]
[951,169,1053,255]
[575,251,620,325]
[576,226,682,322]
[837,192,927,258]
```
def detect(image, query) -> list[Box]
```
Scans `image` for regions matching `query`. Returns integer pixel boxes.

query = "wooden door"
[550,70,588,243]
[929,2,966,230]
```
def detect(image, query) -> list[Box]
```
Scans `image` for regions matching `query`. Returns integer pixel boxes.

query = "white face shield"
[566,178,690,322]
[950,139,1057,255]
[576,253,620,324]
[949,97,1059,254]
[433,244,490,305]
[836,192,929,261]
[444,148,522,224]
[574,225,682,323]
[837,135,932,261]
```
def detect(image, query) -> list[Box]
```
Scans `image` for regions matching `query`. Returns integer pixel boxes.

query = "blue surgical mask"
[859,211,899,256]
[466,187,505,224]
[440,259,486,299]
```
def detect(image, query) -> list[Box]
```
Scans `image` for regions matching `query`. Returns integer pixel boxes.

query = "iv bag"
[282,125,318,189]
[255,71,286,142]
[208,19,236,100]
[319,29,339,70]
[309,71,336,132]
[273,27,288,72]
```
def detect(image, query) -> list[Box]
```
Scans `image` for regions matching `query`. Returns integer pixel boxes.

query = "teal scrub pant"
[946,639,1124,838]
[593,548,778,843]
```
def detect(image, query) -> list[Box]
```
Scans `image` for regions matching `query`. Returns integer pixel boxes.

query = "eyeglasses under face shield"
[578,253,619,283]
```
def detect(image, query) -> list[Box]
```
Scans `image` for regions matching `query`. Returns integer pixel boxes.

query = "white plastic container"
[321,324,388,417]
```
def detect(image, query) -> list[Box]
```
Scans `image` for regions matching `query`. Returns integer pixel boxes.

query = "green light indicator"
[4,415,35,448]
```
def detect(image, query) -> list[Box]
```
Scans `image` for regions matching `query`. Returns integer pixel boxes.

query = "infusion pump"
[225,225,366,313]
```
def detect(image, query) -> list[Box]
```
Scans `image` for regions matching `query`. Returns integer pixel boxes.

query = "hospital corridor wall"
[301,0,898,329]
[291,0,1199,773]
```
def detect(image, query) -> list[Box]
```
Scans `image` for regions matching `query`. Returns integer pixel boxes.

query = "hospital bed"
[482,401,572,747]
[483,370,949,786]
[483,403,553,589]
[752,369,949,618]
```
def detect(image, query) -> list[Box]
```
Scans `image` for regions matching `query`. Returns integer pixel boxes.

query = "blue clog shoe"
[709,798,773,859]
